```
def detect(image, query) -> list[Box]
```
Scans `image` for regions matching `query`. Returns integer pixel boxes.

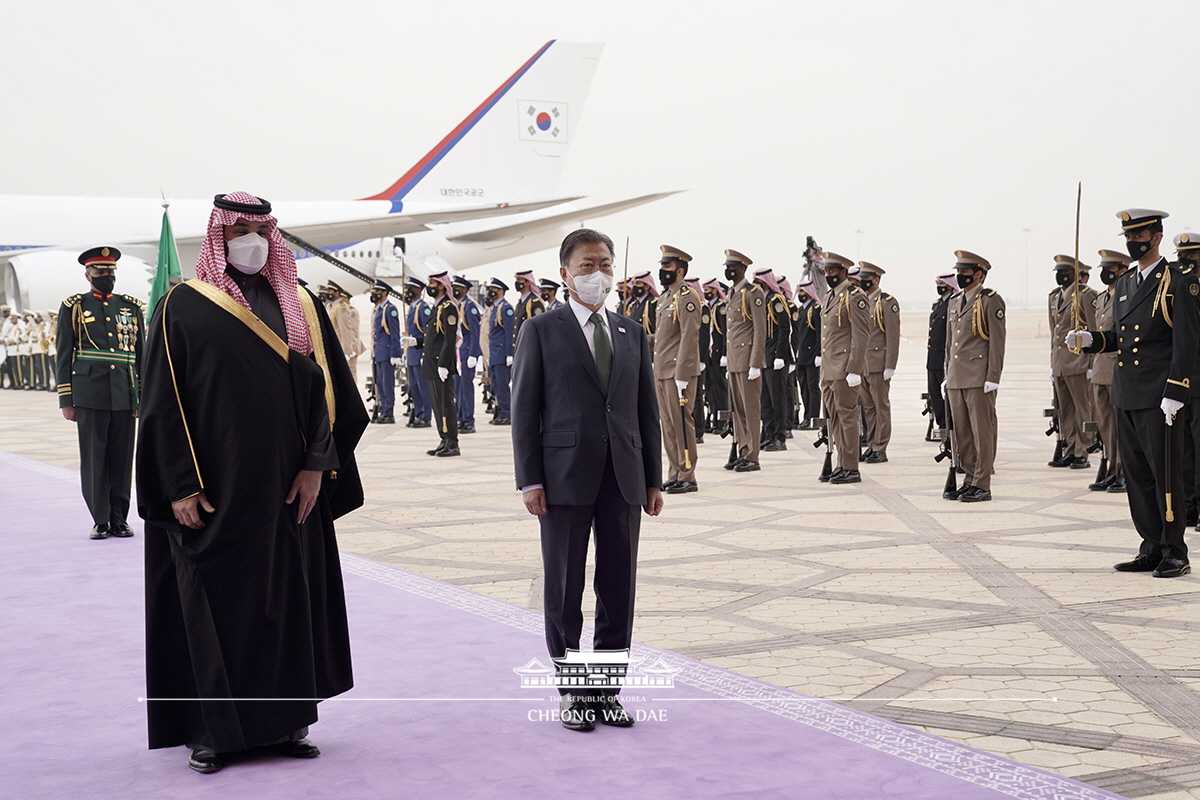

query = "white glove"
[438,366,449,382]
[814,356,822,367]
[984,381,1000,393]
[466,356,478,369]
[1163,397,1185,425]
[846,372,862,388]
[883,368,895,381]
[389,357,402,366]
[719,355,728,367]
[345,353,352,361]
[401,335,417,348]
[773,358,785,371]
[1086,368,1093,380]
[700,362,707,372]
[788,364,796,373]
[675,379,688,396]
[506,356,513,367]
[1065,330,1093,350]
[748,367,761,381]
[940,379,947,398]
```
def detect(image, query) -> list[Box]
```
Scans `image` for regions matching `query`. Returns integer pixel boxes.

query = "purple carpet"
[0,451,1121,800]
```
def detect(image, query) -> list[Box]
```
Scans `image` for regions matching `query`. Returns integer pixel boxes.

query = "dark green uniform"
[56,289,145,531]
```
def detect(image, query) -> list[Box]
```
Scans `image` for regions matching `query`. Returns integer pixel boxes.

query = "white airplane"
[0,40,676,311]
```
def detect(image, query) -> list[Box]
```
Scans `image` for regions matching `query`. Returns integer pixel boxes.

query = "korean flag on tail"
[519,101,569,142]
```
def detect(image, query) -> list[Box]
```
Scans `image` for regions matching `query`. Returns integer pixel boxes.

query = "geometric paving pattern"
[6,322,1200,799]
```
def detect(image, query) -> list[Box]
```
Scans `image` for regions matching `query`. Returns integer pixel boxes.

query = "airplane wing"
[171,197,585,250]
[444,192,682,244]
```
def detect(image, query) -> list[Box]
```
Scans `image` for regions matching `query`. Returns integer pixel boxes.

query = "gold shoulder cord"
[837,287,851,327]
[185,280,290,361]
[380,302,390,336]
[1153,269,1174,328]
[872,294,885,331]
[971,291,990,341]
[740,287,752,322]
[161,285,204,491]
[298,288,336,429]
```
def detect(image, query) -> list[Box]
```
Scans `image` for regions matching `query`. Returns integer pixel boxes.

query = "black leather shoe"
[1068,456,1090,470]
[797,419,815,431]
[734,460,760,472]
[959,486,992,502]
[1114,554,1161,572]
[829,469,861,484]
[89,524,109,540]
[1088,475,1114,491]
[189,747,225,773]
[1153,558,1191,578]
[944,483,970,500]
[1106,476,1126,493]
[109,520,134,538]
[1047,455,1071,467]
[436,445,461,457]
[695,434,704,444]
[459,425,476,434]
[560,694,595,732]
[380,415,396,424]
[493,418,511,426]
[724,458,744,471]
[590,693,635,727]
[762,441,787,452]
[662,480,681,490]
[862,451,888,464]
[275,738,321,758]
[667,481,698,494]
[412,419,431,428]
[426,443,446,456]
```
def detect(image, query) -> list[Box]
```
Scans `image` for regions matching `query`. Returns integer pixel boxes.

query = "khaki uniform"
[726,279,766,462]
[1049,284,1099,459]
[653,283,703,482]
[860,289,901,455]
[820,281,870,470]
[329,296,365,384]
[945,284,1007,491]
[1089,285,1121,477]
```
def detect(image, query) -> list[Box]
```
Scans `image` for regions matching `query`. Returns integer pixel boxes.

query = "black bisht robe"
[137,281,369,752]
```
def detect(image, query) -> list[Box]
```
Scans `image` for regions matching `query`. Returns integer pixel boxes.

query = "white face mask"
[226,232,270,274]
[566,270,613,306]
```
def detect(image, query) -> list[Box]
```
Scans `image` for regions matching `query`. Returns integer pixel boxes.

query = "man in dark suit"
[511,228,663,733]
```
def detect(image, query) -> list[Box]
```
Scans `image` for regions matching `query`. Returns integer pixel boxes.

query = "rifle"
[365,376,380,423]
[1045,385,1065,466]
[814,418,833,482]
[921,392,937,442]
[1084,420,1108,489]
[935,399,958,499]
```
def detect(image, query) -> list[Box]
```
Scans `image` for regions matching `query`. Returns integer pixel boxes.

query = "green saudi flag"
[149,205,181,315]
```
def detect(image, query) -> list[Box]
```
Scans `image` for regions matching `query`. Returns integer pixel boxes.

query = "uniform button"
[1135,325,1140,330]
[110,365,115,370]
[1133,347,1138,353]
[1134,360,1140,365]
[108,332,113,337]
[106,317,111,321]
[606,405,612,412]
[1134,337,1140,342]
[110,347,115,351]
[1119,361,1124,366]
[1121,326,1126,331]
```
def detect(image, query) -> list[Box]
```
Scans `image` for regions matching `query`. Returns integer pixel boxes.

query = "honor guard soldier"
[484,278,515,424]
[0,305,13,388]
[401,277,432,427]
[818,252,869,483]
[858,263,901,463]
[927,273,957,433]
[628,271,660,351]
[512,269,545,351]
[686,276,709,442]
[795,281,822,430]
[453,275,483,433]
[57,246,144,539]
[369,279,404,424]
[1175,235,1200,521]
[1049,255,1099,469]
[322,280,365,385]
[945,250,1006,502]
[754,268,792,452]
[412,272,460,456]
[778,276,802,434]
[1089,250,1131,493]
[702,279,730,433]
[7,311,30,388]
[655,246,703,493]
[723,250,766,471]
[1073,210,1198,576]
[616,278,633,317]
[539,277,564,310]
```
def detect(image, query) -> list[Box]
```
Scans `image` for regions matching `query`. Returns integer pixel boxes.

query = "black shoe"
[436,445,461,457]
[109,520,134,538]
[784,430,793,439]
[862,451,888,464]
[1114,554,1161,572]
[89,523,109,540]
[829,469,861,484]
[694,434,704,444]
[959,486,992,502]
[734,460,761,472]
[380,415,396,424]
[1153,558,1191,578]
[1068,456,1090,470]
[275,738,321,759]
[944,483,969,500]
[819,469,832,483]
[762,441,787,452]
[426,443,446,456]
[1106,476,1126,493]
[1088,475,1114,491]
[724,458,744,471]
[459,425,476,434]
[189,747,225,774]
[590,693,635,727]
[662,480,682,490]
[1047,455,1070,468]
[797,419,815,431]
[667,481,698,494]
[494,418,511,426]
[560,694,596,732]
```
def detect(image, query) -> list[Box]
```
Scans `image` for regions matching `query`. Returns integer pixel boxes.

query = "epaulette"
[123,294,145,308]
[62,294,82,308]
[882,292,893,300]
[984,288,997,296]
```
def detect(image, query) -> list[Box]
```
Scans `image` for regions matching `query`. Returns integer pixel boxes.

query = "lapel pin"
[1119,295,1127,302]
[617,326,626,333]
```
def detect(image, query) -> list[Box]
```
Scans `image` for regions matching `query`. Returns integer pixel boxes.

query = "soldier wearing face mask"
[628,271,660,354]
[1088,250,1130,493]
[484,278,515,424]
[702,279,730,433]
[927,272,957,433]
[857,263,900,464]
[539,278,564,311]
[513,269,545,351]
[57,246,145,539]
[1048,256,1099,470]
[321,280,364,386]
[399,278,432,427]
[655,246,703,493]
[818,252,869,483]
[371,279,405,424]
[724,250,766,471]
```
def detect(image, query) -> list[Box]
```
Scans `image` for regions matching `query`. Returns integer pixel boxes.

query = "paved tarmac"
[6,312,1200,799]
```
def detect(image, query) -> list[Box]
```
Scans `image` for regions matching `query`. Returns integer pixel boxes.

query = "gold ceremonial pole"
[1069,182,1084,352]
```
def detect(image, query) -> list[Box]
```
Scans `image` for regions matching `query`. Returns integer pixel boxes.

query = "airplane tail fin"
[362,41,603,211]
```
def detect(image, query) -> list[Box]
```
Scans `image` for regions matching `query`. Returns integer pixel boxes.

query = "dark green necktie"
[590,312,612,390]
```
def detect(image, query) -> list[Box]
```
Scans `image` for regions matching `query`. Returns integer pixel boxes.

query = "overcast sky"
[4,0,1198,310]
